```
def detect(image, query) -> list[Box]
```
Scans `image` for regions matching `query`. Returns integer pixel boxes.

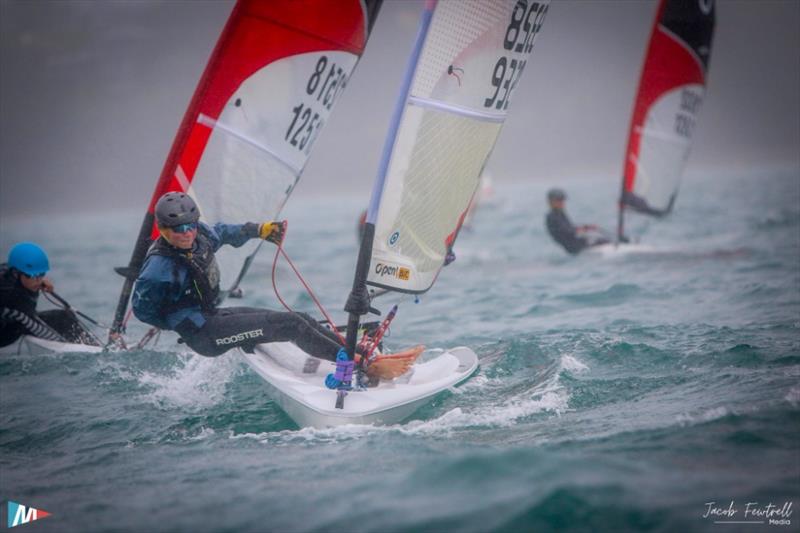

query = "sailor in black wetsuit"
[0,242,93,347]
[544,189,609,255]
[132,193,412,378]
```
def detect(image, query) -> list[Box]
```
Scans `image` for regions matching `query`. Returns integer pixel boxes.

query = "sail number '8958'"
[484,0,548,110]
[285,55,349,155]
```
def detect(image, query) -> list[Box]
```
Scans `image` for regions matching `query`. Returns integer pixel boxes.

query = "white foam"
[138,352,242,409]
[228,362,571,445]
[675,406,730,425]
[560,353,589,373]
[785,386,800,407]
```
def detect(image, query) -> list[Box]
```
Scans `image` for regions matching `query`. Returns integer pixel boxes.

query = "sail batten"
[408,96,507,122]
[197,114,303,176]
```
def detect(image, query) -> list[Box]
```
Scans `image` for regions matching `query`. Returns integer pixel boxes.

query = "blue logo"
[388,231,400,246]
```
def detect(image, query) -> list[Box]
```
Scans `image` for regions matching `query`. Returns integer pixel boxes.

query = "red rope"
[271,222,346,346]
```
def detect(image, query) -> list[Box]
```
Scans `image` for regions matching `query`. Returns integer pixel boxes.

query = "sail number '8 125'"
[285,55,348,155]
[484,0,548,110]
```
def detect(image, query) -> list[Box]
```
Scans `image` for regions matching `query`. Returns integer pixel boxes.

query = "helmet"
[8,242,50,277]
[547,188,566,201]
[154,192,199,227]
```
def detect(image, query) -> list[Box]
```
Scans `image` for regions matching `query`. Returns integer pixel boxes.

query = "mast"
[343,0,437,363]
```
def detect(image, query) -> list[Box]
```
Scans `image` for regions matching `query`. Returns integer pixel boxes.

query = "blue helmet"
[8,242,50,277]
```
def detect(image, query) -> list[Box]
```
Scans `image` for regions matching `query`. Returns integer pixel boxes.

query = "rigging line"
[44,292,109,329]
[42,292,104,346]
[270,223,347,346]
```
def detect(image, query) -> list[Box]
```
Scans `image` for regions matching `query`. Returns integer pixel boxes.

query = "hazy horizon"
[1,0,798,218]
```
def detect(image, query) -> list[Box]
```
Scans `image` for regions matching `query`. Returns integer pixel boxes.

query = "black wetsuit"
[0,265,99,348]
[546,209,589,254]
[180,307,342,358]
[545,209,611,255]
[0,265,62,346]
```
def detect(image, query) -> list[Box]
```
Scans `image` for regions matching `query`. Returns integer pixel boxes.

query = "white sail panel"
[367,0,547,293]
[369,106,502,290]
[189,51,358,290]
[630,84,705,211]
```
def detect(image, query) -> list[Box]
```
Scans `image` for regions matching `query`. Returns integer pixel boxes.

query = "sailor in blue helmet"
[544,189,611,254]
[132,192,411,378]
[0,242,74,346]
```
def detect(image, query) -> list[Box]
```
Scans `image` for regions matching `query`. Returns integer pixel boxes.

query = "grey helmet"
[547,188,566,202]
[154,192,199,227]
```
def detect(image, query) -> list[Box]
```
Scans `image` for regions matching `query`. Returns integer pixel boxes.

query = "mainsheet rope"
[270,222,347,347]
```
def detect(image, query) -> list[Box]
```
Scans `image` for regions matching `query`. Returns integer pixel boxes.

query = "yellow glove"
[259,221,286,245]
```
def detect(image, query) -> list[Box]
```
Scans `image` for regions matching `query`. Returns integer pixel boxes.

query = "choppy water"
[1,170,798,532]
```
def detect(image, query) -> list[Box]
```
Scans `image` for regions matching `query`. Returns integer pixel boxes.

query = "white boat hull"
[585,242,658,257]
[239,343,478,428]
[0,335,102,355]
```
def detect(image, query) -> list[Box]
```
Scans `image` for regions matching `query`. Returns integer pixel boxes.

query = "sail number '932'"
[484,1,548,110]
[285,55,348,154]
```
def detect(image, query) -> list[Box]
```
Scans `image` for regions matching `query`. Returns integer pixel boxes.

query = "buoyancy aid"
[146,230,221,314]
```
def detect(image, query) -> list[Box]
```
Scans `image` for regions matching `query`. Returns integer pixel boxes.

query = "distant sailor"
[0,242,92,347]
[545,189,611,254]
[132,192,409,378]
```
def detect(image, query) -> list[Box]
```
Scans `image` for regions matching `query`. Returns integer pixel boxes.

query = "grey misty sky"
[0,0,798,219]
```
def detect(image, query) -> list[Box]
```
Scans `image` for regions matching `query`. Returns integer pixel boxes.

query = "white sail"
[189,50,360,291]
[366,0,549,293]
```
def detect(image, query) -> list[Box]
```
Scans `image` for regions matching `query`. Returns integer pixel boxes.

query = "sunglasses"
[168,222,198,234]
[21,272,46,280]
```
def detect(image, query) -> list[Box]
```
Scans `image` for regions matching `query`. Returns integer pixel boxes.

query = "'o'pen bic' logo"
[374,262,410,282]
[7,501,51,528]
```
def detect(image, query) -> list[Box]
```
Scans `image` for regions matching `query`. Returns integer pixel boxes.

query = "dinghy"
[242,343,476,427]
[110,0,548,427]
[0,335,102,356]
[301,0,549,423]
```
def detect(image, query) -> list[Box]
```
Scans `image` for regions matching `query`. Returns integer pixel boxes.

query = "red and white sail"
[619,0,715,233]
[113,0,381,334]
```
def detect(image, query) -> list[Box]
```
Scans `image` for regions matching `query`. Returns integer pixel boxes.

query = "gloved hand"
[259,221,286,245]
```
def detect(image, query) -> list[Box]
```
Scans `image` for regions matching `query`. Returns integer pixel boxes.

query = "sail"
[111,0,382,335]
[619,0,715,224]
[364,0,549,294]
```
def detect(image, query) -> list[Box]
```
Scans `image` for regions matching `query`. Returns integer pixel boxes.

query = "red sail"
[111,0,382,335]
[619,0,715,228]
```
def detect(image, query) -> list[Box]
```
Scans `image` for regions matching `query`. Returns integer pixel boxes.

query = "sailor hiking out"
[1,242,96,347]
[545,188,614,254]
[132,193,410,378]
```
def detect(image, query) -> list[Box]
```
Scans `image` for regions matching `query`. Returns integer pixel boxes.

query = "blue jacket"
[132,222,258,331]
